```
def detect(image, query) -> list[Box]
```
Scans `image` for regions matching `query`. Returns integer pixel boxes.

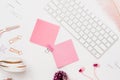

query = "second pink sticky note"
[52,40,79,68]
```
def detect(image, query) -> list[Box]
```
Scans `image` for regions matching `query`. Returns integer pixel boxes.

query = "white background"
[0,0,120,80]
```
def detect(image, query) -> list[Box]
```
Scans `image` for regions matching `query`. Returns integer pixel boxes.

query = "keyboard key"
[68,6,74,11]
[92,22,97,27]
[90,42,96,47]
[92,36,97,41]
[68,20,73,25]
[91,50,97,55]
[74,5,79,9]
[88,46,93,51]
[91,14,95,18]
[95,32,100,36]
[106,42,111,47]
[75,0,81,4]
[79,2,84,7]
[52,12,57,17]
[98,35,103,40]
[75,27,80,32]
[81,26,85,30]
[84,42,89,48]
[71,24,77,29]
[85,15,90,20]
[77,22,82,26]
[83,34,88,39]
[79,31,84,36]
[102,25,107,29]
[104,33,109,38]
[113,35,118,40]
[89,19,94,23]
[94,17,99,22]
[108,37,114,43]
[94,46,103,54]
[58,4,63,9]
[98,20,102,25]
[73,18,78,23]
[76,14,81,18]
[106,28,111,33]
[48,2,57,10]
[56,16,61,21]
[62,8,67,13]
[66,11,71,16]
[61,21,80,39]
[52,0,59,5]
[96,26,101,31]
[65,3,70,8]
[57,10,61,14]
[95,53,101,58]
[81,11,86,17]
[87,25,92,29]
[72,10,77,15]
[83,21,88,26]
[84,29,89,34]
[80,17,85,22]
[79,38,85,44]
[86,38,92,43]
[109,31,114,36]
[96,40,101,44]
[83,7,88,12]
[100,30,105,35]
[48,9,53,13]
[102,39,107,44]
[60,0,66,4]
[91,28,96,33]
[61,13,65,17]
[64,17,69,22]
[70,15,74,19]
[70,1,75,6]
[100,44,107,51]
[88,33,93,37]
[78,8,82,13]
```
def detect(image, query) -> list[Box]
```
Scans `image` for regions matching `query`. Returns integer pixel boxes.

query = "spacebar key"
[61,21,80,39]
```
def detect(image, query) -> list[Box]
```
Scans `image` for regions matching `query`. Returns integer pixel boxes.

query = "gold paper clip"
[9,47,22,55]
[0,25,20,37]
[9,35,22,44]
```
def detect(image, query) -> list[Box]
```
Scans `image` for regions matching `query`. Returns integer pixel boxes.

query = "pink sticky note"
[52,40,79,68]
[30,19,59,47]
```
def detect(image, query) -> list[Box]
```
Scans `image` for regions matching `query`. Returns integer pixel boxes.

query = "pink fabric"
[98,0,120,31]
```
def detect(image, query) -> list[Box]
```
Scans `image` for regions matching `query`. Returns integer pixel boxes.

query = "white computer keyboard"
[45,0,119,58]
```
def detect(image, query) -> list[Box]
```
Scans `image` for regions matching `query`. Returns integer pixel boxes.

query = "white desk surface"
[0,0,120,80]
